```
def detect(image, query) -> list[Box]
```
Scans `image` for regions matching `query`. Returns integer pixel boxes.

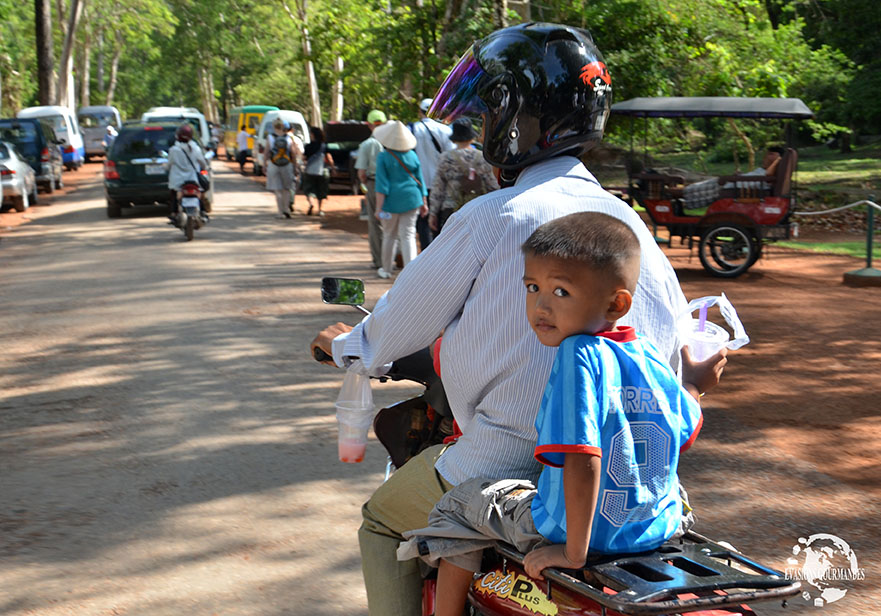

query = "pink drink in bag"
[335,362,375,463]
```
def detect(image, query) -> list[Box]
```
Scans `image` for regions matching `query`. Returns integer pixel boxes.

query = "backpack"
[455,164,485,210]
[270,134,292,166]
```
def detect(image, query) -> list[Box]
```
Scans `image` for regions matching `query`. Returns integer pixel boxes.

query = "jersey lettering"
[600,422,671,527]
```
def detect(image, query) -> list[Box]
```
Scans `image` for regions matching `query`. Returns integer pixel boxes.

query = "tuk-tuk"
[612,97,813,277]
[223,105,279,160]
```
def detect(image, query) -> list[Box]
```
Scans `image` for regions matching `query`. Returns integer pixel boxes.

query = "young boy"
[397,211,727,616]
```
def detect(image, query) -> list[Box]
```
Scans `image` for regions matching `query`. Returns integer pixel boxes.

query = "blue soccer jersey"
[530,327,702,554]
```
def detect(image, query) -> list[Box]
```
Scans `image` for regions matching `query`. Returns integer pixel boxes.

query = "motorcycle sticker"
[474,570,558,616]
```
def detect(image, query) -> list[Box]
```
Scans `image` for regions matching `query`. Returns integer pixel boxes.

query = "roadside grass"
[778,239,881,260]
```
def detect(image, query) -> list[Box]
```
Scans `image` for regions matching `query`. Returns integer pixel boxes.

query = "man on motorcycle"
[167,123,208,221]
[311,23,690,616]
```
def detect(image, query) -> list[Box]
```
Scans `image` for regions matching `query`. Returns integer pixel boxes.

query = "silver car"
[0,141,38,212]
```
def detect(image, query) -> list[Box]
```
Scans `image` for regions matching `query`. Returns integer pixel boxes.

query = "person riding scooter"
[167,123,208,222]
[311,22,690,616]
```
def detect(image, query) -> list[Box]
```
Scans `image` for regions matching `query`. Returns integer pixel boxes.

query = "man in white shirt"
[311,24,687,616]
[410,98,454,249]
[236,127,250,174]
[355,109,387,269]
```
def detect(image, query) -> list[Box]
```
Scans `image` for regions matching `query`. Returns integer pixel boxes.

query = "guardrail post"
[843,196,881,286]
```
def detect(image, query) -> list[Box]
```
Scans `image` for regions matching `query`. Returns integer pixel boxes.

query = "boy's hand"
[682,345,728,397]
[523,544,585,579]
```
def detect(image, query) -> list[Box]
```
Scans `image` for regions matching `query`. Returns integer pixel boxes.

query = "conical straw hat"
[373,120,417,151]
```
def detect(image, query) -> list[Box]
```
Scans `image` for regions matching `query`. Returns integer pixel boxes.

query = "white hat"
[419,98,433,113]
[373,120,417,151]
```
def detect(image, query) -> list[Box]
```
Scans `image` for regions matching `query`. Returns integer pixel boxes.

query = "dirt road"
[2,161,878,615]
[0,162,409,615]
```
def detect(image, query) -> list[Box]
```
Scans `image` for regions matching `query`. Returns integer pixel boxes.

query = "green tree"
[1,0,37,111]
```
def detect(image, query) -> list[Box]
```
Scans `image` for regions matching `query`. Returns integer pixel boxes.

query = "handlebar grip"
[313,347,333,362]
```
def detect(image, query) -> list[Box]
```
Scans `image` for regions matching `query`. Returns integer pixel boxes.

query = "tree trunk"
[104,42,121,105]
[79,37,90,107]
[282,0,322,128]
[198,65,208,118]
[197,64,218,124]
[493,0,508,28]
[56,0,67,39]
[839,130,853,154]
[96,31,104,93]
[206,69,219,124]
[330,56,343,122]
[56,0,85,107]
[35,0,55,105]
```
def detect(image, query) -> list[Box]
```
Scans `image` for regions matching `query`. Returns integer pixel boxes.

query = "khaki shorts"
[398,477,546,571]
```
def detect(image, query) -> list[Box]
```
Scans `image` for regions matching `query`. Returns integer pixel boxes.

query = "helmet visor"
[428,46,489,123]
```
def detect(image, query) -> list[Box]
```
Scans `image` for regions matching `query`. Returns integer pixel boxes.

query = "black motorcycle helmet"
[429,23,611,171]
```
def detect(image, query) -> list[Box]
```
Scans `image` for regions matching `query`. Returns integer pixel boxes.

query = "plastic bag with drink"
[335,360,375,463]
[679,293,750,361]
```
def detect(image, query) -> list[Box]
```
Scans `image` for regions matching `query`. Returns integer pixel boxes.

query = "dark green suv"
[104,122,214,217]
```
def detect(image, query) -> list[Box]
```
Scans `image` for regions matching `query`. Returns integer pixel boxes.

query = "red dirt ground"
[6,159,878,610]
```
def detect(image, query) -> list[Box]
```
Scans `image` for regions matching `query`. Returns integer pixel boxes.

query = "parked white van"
[17,105,85,170]
[253,110,310,176]
[77,105,122,160]
[141,107,214,153]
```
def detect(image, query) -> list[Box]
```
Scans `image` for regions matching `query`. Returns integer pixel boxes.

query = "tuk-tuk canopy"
[611,97,813,119]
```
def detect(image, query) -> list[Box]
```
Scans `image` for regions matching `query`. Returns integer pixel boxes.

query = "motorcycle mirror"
[321,277,365,307]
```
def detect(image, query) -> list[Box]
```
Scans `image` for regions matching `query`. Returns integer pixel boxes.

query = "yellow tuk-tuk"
[223,105,279,160]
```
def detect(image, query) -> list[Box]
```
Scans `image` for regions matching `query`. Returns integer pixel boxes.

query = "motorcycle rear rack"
[494,531,801,615]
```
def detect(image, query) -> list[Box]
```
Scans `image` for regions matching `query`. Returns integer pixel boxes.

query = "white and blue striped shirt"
[333,156,688,486]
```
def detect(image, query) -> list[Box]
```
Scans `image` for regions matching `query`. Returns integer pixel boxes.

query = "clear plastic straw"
[698,301,708,332]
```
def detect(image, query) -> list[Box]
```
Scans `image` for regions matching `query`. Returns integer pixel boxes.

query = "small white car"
[141,107,215,154]
[0,141,38,212]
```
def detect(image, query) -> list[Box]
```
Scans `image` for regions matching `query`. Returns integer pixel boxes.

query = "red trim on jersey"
[596,326,637,343]
[535,444,602,467]
[680,413,703,453]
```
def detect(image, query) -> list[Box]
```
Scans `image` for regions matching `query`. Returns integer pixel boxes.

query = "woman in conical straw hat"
[372,120,428,279]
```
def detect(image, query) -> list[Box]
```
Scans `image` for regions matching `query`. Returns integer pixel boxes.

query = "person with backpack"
[410,98,455,248]
[428,118,498,235]
[265,118,300,219]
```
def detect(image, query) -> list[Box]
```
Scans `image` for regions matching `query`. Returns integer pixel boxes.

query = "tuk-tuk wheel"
[698,223,757,278]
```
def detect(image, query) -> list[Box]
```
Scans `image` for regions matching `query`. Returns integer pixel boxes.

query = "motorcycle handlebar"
[313,347,333,362]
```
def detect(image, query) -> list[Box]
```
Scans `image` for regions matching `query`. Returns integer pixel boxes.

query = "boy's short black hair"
[522,212,641,283]
[769,145,785,155]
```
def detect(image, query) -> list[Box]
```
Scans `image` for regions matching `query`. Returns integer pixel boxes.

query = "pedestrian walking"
[373,120,428,279]
[265,119,299,219]
[355,109,387,269]
[236,127,250,174]
[303,126,332,216]
[410,98,454,249]
[428,117,498,235]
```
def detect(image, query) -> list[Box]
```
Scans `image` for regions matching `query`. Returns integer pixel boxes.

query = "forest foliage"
[0,0,878,150]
